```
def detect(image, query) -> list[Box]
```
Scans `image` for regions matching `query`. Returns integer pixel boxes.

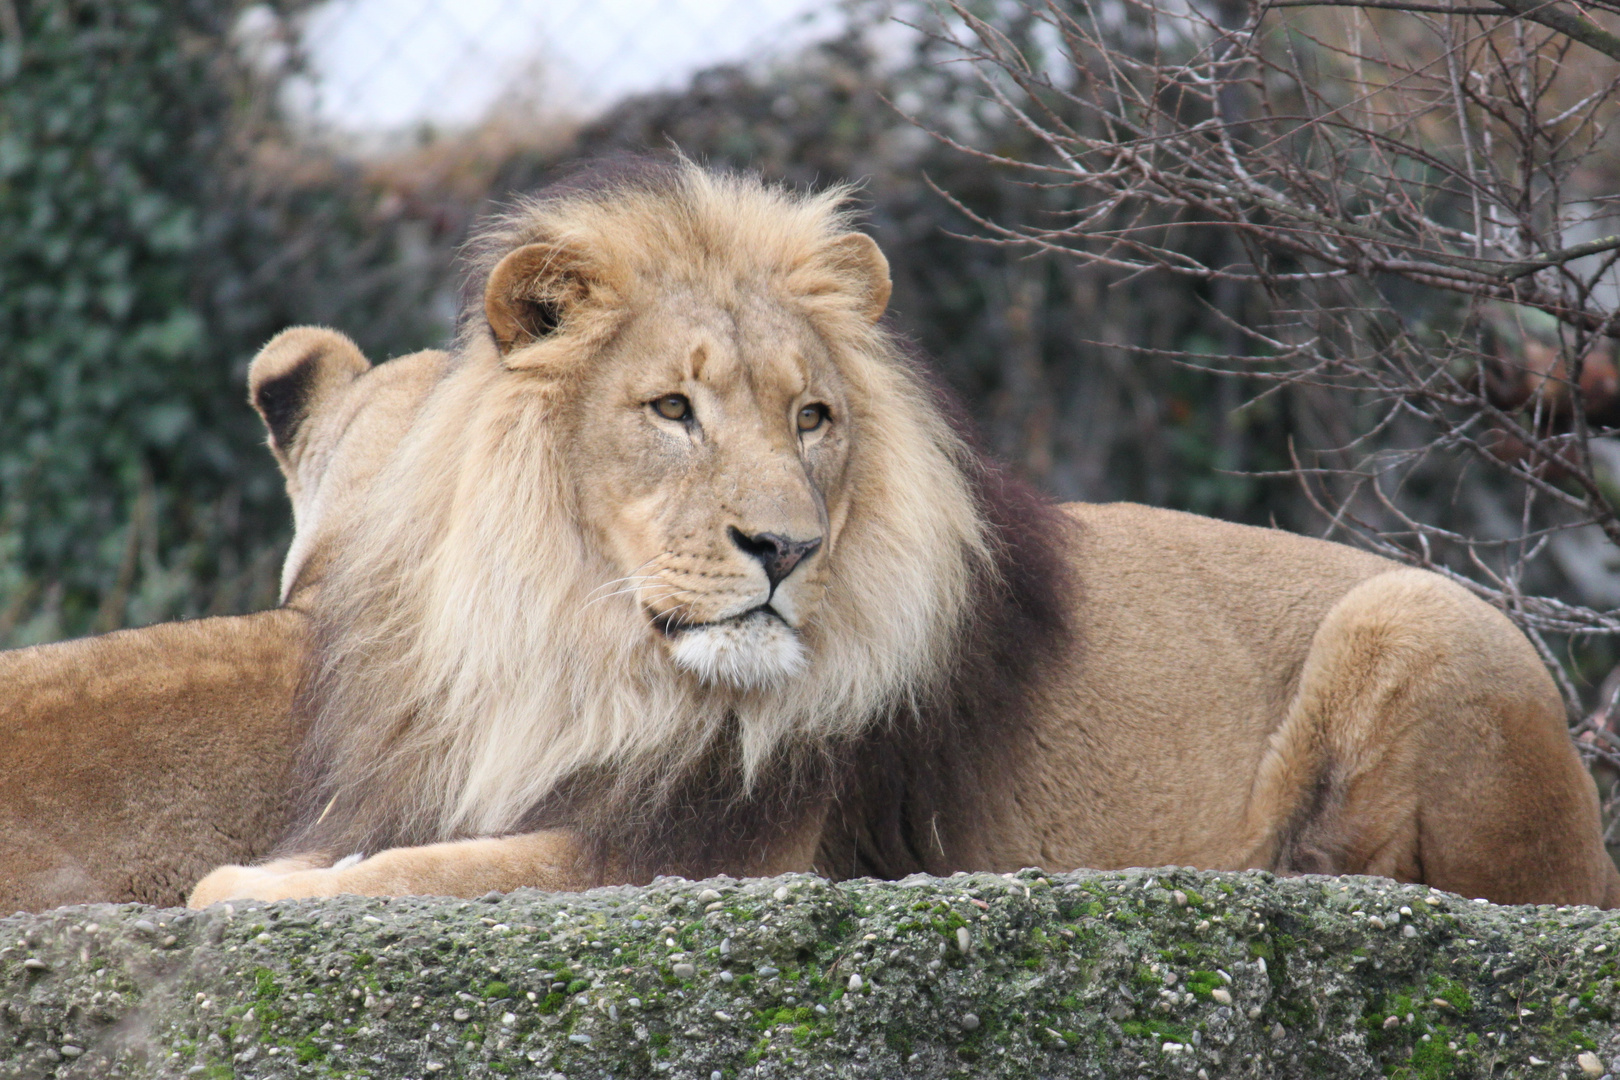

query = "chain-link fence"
[241,0,854,139]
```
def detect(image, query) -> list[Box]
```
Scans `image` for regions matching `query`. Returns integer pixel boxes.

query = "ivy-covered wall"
[0,1,444,646]
[2,1,270,641]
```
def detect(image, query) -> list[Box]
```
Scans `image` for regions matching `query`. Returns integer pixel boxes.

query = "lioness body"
[0,611,307,909]
[0,336,446,911]
[191,160,1618,910]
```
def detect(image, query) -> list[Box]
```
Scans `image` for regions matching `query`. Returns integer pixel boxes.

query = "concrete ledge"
[2,868,1618,1078]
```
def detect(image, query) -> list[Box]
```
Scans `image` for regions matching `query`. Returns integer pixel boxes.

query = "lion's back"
[1061,501,1392,626]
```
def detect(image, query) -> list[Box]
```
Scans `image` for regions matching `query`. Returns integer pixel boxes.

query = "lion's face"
[565,290,854,688]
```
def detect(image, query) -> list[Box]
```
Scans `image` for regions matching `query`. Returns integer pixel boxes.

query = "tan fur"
[190,162,1620,910]
[0,610,307,909]
[953,506,1619,907]
[253,328,449,603]
[0,333,446,911]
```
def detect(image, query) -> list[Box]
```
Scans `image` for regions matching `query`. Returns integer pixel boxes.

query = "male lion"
[0,329,444,910]
[192,159,1620,909]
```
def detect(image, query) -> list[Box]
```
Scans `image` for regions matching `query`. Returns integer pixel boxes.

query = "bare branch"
[1485,0,1620,61]
[1267,0,1508,12]
[931,0,1620,735]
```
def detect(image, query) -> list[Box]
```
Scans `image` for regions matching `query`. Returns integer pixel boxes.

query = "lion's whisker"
[582,582,664,610]
[584,570,661,600]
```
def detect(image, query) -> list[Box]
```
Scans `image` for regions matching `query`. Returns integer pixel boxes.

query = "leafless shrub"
[933,0,1620,737]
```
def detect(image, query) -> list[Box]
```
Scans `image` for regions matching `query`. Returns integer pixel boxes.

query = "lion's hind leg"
[1246,568,1620,907]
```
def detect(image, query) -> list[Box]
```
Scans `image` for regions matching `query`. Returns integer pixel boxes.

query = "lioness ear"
[819,232,891,323]
[485,242,594,356]
[249,327,371,471]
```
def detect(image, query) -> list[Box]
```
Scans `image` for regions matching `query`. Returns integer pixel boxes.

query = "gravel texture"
[4,867,1620,1078]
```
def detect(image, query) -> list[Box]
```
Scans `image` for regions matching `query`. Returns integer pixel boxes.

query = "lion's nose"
[729,527,823,590]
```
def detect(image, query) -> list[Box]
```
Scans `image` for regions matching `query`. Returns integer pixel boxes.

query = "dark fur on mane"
[817,352,1079,879]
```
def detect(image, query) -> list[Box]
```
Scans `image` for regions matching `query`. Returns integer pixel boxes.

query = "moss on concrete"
[3,868,1620,1077]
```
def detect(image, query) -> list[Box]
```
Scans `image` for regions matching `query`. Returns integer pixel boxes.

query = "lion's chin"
[667,610,807,690]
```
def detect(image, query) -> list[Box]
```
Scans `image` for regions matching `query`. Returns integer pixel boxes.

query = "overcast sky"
[294,0,848,132]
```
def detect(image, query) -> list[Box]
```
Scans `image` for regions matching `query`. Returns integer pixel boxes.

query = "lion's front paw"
[187,856,341,908]
[188,864,273,908]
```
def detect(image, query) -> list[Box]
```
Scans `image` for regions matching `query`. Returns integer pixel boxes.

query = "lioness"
[0,330,444,910]
[192,159,1620,909]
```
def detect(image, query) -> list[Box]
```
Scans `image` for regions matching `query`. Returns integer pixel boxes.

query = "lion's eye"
[652,394,691,422]
[797,403,829,432]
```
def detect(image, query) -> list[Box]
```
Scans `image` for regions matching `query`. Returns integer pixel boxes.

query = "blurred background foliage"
[0,0,447,643]
[0,0,1313,649]
[1,0,1613,704]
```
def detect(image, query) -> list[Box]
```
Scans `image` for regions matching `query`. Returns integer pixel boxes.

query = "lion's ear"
[249,327,371,471]
[485,242,597,357]
[816,232,891,323]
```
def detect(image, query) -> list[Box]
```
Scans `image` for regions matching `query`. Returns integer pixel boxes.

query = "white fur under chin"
[669,611,808,689]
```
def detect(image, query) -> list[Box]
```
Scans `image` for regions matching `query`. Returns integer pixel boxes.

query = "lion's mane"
[282,159,1072,876]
